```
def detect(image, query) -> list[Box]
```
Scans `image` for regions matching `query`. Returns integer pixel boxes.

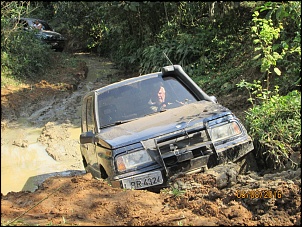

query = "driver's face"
[157,86,165,103]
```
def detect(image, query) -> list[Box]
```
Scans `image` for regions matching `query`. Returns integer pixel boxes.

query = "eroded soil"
[1,53,301,226]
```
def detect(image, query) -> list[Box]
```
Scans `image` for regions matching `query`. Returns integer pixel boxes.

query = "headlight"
[116,150,153,172]
[209,122,242,141]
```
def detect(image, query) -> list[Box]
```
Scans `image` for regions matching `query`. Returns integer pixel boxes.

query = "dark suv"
[80,65,255,190]
[14,17,66,52]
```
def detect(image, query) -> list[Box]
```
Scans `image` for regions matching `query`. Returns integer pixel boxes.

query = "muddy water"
[1,123,84,195]
[1,53,117,196]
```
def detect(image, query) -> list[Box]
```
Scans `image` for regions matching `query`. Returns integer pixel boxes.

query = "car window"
[39,21,52,31]
[97,76,198,128]
[163,77,196,104]
[13,19,53,31]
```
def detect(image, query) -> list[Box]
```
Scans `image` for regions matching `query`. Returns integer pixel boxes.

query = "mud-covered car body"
[80,65,254,190]
[13,17,66,52]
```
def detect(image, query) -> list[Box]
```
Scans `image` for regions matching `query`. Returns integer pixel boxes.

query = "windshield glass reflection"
[97,76,198,128]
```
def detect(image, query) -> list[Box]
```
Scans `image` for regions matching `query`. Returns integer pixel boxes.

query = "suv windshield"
[97,76,198,128]
[15,19,52,31]
[39,21,52,30]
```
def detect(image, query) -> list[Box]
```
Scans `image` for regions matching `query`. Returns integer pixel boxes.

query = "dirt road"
[1,53,301,226]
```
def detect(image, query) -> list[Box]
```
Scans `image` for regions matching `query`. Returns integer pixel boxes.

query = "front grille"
[154,128,214,168]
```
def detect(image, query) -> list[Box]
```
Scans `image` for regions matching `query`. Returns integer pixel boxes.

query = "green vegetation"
[237,2,301,169]
[1,1,300,170]
[161,187,186,197]
[1,2,55,86]
[237,81,301,169]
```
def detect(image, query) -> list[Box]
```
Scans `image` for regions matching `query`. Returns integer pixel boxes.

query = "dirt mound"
[1,168,300,226]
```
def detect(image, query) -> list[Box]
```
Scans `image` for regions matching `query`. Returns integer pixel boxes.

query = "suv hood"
[97,101,231,149]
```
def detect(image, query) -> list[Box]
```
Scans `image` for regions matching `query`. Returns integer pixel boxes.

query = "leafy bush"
[1,2,55,85]
[2,28,54,85]
[241,84,301,170]
[138,29,204,75]
[251,1,301,94]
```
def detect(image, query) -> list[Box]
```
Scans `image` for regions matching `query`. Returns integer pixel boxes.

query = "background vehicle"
[14,17,66,52]
[80,65,255,191]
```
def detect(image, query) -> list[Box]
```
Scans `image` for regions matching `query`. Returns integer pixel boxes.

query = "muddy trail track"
[1,53,301,226]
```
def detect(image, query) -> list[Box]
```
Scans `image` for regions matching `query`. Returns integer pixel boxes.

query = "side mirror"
[80,131,98,144]
[209,95,218,103]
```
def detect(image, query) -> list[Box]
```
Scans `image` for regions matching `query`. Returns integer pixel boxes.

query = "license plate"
[121,170,163,189]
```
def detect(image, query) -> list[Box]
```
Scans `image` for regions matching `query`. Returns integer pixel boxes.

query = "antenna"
[163,52,173,66]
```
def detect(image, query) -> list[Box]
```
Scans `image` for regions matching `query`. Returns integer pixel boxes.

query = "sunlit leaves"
[251,1,300,87]
[240,79,301,169]
[274,67,281,76]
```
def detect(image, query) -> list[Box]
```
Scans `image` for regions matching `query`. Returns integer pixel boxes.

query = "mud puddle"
[1,53,116,195]
[1,122,85,195]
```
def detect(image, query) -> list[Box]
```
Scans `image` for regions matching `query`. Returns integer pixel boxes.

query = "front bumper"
[110,139,254,190]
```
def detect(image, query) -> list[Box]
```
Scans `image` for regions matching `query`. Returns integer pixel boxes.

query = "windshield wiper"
[114,118,138,125]
[100,118,139,129]
[143,108,167,117]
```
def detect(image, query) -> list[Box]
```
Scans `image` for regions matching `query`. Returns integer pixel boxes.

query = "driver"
[33,20,42,30]
[148,83,174,112]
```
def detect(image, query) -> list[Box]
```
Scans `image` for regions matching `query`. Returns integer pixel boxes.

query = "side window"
[82,96,95,133]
